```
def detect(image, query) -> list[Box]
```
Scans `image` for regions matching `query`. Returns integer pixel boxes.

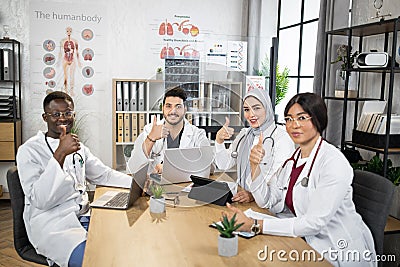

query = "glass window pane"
[275,78,298,122]
[278,27,300,76]
[280,0,301,28]
[300,21,318,76]
[299,77,314,93]
[304,0,320,21]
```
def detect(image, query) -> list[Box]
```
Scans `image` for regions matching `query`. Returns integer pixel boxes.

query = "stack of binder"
[116,81,147,143]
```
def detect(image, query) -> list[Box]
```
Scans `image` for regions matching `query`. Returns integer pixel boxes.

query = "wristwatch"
[250,219,261,235]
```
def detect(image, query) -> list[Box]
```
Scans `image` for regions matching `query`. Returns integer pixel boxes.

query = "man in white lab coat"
[128,87,209,174]
[16,91,132,267]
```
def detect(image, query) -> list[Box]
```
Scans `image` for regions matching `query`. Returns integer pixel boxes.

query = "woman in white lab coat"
[224,93,376,267]
[214,88,294,203]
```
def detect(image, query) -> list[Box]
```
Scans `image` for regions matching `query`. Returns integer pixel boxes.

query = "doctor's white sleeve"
[247,131,294,208]
[83,146,131,188]
[127,124,160,174]
[17,147,78,210]
[214,142,236,170]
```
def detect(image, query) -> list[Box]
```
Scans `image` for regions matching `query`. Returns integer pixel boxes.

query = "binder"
[124,113,131,142]
[117,114,124,142]
[131,114,138,142]
[201,115,207,126]
[138,113,146,134]
[116,82,123,111]
[3,49,12,81]
[0,49,3,80]
[138,82,145,111]
[130,81,137,111]
[123,82,130,111]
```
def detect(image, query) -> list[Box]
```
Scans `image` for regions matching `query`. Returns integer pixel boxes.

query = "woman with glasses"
[223,93,376,267]
[214,88,294,203]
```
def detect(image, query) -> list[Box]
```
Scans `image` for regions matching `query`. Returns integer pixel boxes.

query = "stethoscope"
[280,138,323,189]
[231,125,277,159]
[150,137,166,159]
[45,132,86,192]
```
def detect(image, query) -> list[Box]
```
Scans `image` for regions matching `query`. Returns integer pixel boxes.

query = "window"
[275,0,320,119]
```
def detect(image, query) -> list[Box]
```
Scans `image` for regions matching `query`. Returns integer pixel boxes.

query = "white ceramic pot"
[150,196,165,213]
[218,234,238,257]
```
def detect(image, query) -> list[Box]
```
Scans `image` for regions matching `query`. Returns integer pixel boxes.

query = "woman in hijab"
[214,88,294,204]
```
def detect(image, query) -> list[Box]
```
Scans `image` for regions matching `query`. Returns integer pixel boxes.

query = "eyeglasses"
[284,115,312,126]
[44,111,75,119]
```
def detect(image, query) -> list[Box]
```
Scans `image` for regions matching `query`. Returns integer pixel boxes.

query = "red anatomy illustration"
[83,84,93,95]
[160,46,175,59]
[64,40,75,63]
[159,45,199,59]
[44,55,55,63]
[159,20,173,35]
[158,19,199,37]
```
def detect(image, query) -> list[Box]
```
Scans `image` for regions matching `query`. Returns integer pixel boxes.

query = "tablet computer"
[188,175,233,206]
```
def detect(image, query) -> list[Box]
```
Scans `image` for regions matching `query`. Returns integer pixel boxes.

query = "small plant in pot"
[149,184,165,213]
[214,213,244,257]
[156,67,163,80]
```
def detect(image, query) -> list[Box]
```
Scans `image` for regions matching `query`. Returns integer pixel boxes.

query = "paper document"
[243,208,275,220]
[181,183,193,193]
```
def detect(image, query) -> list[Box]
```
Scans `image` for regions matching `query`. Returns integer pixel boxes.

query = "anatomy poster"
[29,2,106,103]
[151,14,203,65]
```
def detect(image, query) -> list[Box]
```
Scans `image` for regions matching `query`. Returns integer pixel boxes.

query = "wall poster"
[29,2,106,103]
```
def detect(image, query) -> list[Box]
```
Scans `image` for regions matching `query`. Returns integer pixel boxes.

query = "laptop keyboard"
[104,192,129,207]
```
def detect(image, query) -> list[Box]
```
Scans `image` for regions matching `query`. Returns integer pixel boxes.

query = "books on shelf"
[356,113,400,134]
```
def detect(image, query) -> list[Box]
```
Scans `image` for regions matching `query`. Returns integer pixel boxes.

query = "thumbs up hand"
[249,133,265,178]
[216,117,234,144]
[58,125,81,156]
[148,115,169,142]
[52,125,81,167]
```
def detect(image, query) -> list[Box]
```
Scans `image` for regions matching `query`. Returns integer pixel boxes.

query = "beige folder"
[117,113,124,143]
[124,113,131,142]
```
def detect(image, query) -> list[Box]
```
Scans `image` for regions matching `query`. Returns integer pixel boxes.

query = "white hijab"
[238,88,275,187]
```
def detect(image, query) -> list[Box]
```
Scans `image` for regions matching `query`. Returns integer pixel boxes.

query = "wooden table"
[83,182,331,267]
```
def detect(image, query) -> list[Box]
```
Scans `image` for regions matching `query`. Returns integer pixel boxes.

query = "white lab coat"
[16,131,131,267]
[248,137,376,267]
[127,118,210,174]
[214,124,294,192]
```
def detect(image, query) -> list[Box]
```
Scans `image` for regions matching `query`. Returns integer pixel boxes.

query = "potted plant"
[156,67,163,80]
[331,44,359,96]
[214,213,244,257]
[149,184,165,213]
[352,155,400,219]
[255,55,289,106]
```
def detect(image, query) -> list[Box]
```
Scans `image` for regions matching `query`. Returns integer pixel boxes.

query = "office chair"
[6,166,49,265]
[352,169,394,265]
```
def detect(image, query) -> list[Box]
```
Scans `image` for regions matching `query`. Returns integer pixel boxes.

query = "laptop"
[90,163,148,210]
[150,146,214,185]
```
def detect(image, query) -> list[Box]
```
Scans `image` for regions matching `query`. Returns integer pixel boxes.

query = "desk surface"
[83,182,331,267]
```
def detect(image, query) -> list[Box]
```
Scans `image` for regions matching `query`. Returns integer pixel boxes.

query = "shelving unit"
[111,78,243,171]
[322,18,400,177]
[0,39,21,164]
